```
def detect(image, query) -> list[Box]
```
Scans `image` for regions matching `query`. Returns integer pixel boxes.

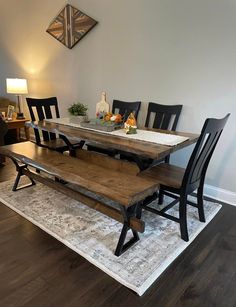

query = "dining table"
[4,118,199,256]
[26,118,199,170]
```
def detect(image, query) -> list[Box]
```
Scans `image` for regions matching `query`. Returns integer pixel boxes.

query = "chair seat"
[139,163,185,189]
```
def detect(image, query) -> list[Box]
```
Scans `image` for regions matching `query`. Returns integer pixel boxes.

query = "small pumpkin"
[115,114,122,123]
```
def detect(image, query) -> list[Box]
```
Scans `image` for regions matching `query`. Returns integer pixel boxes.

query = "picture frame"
[1,112,6,120]
[7,105,15,120]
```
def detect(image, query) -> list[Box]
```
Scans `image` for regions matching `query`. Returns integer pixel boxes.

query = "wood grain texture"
[0,142,157,207]
[46,4,98,49]
[139,163,185,188]
[0,159,235,306]
[75,148,139,175]
[26,121,199,160]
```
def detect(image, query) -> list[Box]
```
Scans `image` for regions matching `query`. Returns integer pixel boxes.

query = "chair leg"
[164,155,170,163]
[136,203,143,219]
[179,194,189,241]
[197,182,206,222]
[158,188,164,205]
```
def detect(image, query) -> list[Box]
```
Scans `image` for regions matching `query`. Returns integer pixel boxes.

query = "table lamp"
[6,78,28,119]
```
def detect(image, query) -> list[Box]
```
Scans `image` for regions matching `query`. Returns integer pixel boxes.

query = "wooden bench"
[0,141,158,256]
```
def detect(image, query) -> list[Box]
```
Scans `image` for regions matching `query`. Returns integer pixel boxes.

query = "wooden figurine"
[124,112,137,134]
[96,92,110,115]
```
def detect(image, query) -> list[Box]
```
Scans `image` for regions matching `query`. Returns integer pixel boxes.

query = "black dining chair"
[0,117,8,163]
[146,102,183,163]
[112,100,141,121]
[26,97,84,155]
[145,102,182,131]
[120,102,183,168]
[87,100,141,156]
[139,113,230,241]
[0,116,8,146]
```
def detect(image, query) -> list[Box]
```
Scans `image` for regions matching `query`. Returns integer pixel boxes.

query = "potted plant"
[68,102,88,123]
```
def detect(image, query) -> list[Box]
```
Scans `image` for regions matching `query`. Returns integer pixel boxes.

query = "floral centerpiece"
[96,111,123,125]
[80,111,123,132]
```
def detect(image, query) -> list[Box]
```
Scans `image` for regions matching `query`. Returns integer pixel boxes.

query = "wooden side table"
[5,119,30,142]
[0,119,30,164]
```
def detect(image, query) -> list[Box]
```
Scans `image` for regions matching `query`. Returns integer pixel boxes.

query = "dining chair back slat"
[112,100,141,121]
[26,97,60,144]
[145,103,183,131]
[183,114,230,191]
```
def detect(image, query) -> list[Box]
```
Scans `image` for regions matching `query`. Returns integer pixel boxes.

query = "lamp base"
[16,112,25,119]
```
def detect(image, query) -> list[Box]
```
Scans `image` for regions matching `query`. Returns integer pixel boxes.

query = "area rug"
[0,179,221,296]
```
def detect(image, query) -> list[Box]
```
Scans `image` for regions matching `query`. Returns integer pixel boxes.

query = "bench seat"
[0,141,158,256]
[0,142,157,207]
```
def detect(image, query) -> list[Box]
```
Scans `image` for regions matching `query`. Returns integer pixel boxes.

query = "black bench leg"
[115,224,129,256]
[12,164,36,192]
[12,171,21,191]
[115,224,140,257]
[114,205,140,257]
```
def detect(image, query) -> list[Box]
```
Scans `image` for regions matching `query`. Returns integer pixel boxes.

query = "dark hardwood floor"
[0,158,236,307]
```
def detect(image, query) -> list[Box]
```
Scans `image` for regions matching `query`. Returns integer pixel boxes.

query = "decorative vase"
[96,91,110,115]
[70,115,88,124]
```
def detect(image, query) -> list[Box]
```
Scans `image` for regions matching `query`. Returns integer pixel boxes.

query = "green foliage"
[68,102,88,116]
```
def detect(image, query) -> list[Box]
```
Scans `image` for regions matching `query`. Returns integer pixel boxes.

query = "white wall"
[0,0,235,195]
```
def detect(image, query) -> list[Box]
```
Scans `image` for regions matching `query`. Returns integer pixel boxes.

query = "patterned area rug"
[0,179,221,296]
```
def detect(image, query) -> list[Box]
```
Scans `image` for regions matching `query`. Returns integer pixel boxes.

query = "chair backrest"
[145,102,183,131]
[112,100,141,121]
[26,97,60,144]
[0,117,8,146]
[183,113,230,192]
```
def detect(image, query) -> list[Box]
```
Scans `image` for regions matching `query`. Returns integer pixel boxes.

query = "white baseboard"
[204,184,236,207]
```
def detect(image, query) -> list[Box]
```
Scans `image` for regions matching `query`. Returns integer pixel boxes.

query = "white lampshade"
[6,78,28,95]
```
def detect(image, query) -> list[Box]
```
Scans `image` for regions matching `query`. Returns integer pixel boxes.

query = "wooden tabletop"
[26,120,199,160]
